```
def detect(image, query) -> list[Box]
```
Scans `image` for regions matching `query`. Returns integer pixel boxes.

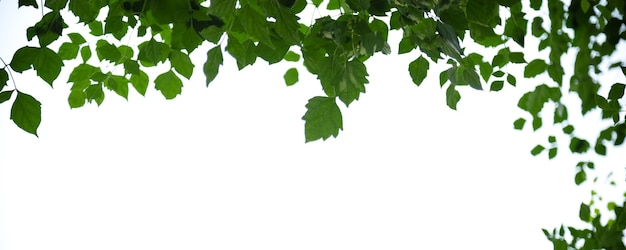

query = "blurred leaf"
[548,147,557,159]
[579,203,590,220]
[68,89,86,108]
[524,59,547,77]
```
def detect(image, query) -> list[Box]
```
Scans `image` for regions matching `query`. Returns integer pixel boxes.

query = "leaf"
[608,83,625,100]
[19,0,38,8]
[169,50,194,79]
[69,0,107,23]
[85,83,104,105]
[446,85,461,110]
[225,36,256,70]
[466,0,498,26]
[204,46,223,86]
[67,32,86,44]
[513,118,526,130]
[138,39,171,66]
[88,21,103,35]
[154,70,183,99]
[346,0,370,11]
[130,71,149,96]
[409,56,429,86]
[33,47,63,86]
[96,39,121,63]
[490,80,504,91]
[45,0,68,11]
[336,59,369,106]
[58,42,79,60]
[68,64,98,83]
[10,92,41,136]
[530,144,545,156]
[563,125,574,134]
[302,96,343,142]
[105,75,129,99]
[459,66,482,90]
[284,68,299,86]
[80,46,91,62]
[0,68,8,90]
[509,52,526,63]
[0,90,14,104]
[68,89,86,108]
[569,137,590,153]
[237,5,273,47]
[579,203,590,220]
[548,147,557,159]
[506,74,517,86]
[284,51,301,62]
[269,4,301,45]
[10,46,39,72]
[524,59,547,77]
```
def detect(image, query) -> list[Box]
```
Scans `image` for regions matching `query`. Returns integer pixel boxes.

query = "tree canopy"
[1,0,626,249]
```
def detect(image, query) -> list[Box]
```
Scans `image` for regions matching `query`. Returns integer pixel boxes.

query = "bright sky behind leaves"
[0,1,617,249]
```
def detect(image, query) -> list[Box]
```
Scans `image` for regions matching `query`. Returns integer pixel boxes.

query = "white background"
[0,1,621,249]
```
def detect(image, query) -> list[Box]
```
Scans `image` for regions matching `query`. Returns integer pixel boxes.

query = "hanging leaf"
[302,96,343,142]
[409,56,429,86]
[284,68,299,86]
[10,92,42,136]
[204,46,223,86]
[154,70,183,99]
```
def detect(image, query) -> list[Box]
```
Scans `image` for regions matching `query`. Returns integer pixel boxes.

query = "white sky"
[0,1,622,250]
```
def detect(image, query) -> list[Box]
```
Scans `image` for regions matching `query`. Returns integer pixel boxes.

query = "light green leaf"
[409,56,429,86]
[10,92,41,136]
[169,50,194,79]
[68,89,86,108]
[130,71,149,96]
[204,46,223,86]
[284,68,299,86]
[284,51,301,62]
[302,96,343,142]
[154,70,183,99]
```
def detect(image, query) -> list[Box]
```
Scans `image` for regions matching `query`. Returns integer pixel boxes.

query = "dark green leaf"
[490,80,504,91]
[0,68,8,90]
[10,46,39,72]
[595,94,610,110]
[492,70,505,77]
[524,59,547,77]
[169,50,194,79]
[204,46,223,86]
[530,0,542,10]
[336,59,369,106]
[69,0,107,23]
[509,52,526,63]
[608,83,625,100]
[0,90,14,104]
[19,0,38,8]
[154,70,183,99]
[466,0,498,27]
[595,143,607,155]
[346,0,370,11]
[138,39,171,66]
[548,147,557,159]
[237,6,274,47]
[579,203,590,220]
[302,96,343,142]
[68,64,98,83]
[409,56,429,86]
[460,66,482,90]
[513,118,525,130]
[67,33,86,44]
[569,137,590,153]
[530,144,545,156]
[68,89,86,108]
[58,42,79,60]
[506,74,517,86]
[225,36,256,70]
[10,92,41,136]
[45,0,68,10]
[33,47,63,85]
[284,68,299,86]
[130,71,149,96]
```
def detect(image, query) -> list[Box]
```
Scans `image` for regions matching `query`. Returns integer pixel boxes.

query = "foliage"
[1,0,626,248]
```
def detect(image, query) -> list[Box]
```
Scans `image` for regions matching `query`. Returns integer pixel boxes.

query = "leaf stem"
[0,57,19,92]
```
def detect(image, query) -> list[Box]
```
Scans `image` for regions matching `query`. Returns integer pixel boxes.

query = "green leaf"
[579,202,590,220]
[45,0,68,11]
[58,42,79,60]
[509,52,526,63]
[548,147,557,159]
[595,142,607,155]
[569,137,590,153]
[409,56,429,86]
[492,70,505,77]
[138,39,171,66]
[459,66,482,90]
[130,71,149,96]
[88,21,103,35]
[105,75,129,99]
[312,0,323,6]
[608,83,625,100]
[490,80,504,91]
[96,39,121,63]
[204,46,223,86]
[10,46,39,72]
[237,6,273,47]
[532,116,542,130]
[466,0,498,27]
[0,68,8,90]
[69,0,107,23]
[563,125,574,134]
[336,59,369,106]
[80,46,91,62]
[284,51,301,62]
[154,70,183,99]
[446,85,461,110]
[506,74,517,86]
[68,64,98,83]
[225,36,256,70]
[85,83,104,105]
[530,0,542,10]
[10,92,41,136]
[169,50,194,79]
[19,0,38,8]
[33,47,63,86]
[513,118,526,130]
[530,144,545,156]
[574,170,586,185]
[68,89,86,108]
[284,68,299,86]
[269,4,301,45]
[346,0,370,11]
[302,96,343,142]
[67,32,86,44]
[0,90,14,104]
[524,59,547,77]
